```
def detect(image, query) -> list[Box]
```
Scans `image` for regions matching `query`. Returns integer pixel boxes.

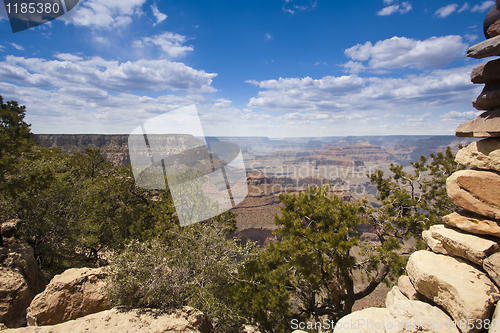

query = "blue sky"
[0,0,495,137]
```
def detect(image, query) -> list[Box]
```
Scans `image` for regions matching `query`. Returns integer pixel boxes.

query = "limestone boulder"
[26,267,110,326]
[385,286,408,309]
[422,230,448,255]
[443,211,500,238]
[471,59,500,84]
[407,250,500,333]
[333,307,387,333]
[473,83,500,110]
[428,224,499,265]
[484,252,500,288]
[0,244,46,328]
[456,109,500,138]
[447,170,500,220]
[455,138,500,172]
[1,306,213,333]
[467,34,500,59]
[398,275,428,302]
[384,291,459,333]
[489,302,500,333]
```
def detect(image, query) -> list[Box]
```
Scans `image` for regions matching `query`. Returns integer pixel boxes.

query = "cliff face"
[35,134,130,166]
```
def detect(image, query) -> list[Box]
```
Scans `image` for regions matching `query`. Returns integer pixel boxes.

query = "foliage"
[106,220,255,333]
[236,148,463,332]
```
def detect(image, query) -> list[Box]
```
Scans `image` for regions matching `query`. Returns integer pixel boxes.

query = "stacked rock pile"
[334,4,500,333]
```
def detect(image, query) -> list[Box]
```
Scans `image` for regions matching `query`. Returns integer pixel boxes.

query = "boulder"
[407,250,500,333]
[0,244,46,328]
[455,138,500,172]
[484,252,500,287]
[443,211,500,238]
[398,275,428,302]
[468,34,500,59]
[333,307,387,333]
[428,224,499,265]
[422,230,448,255]
[488,19,500,39]
[385,286,408,309]
[456,109,500,138]
[447,170,500,220]
[384,293,459,333]
[0,306,213,333]
[26,267,110,326]
[471,59,500,84]
[473,83,500,110]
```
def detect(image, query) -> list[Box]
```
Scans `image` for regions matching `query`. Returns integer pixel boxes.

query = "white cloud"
[377,5,400,16]
[471,0,495,12]
[0,55,216,93]
[435,4,458,18]
[61,0,147,28]
[341,61,366,74]
[265,33,274,41]
[282,0,317,14]
[464,34,479,42]
[11,43,24,51]
[0,45,4,52]
[245,66,478,113]
[133,32,193,58]
[458,3,470,12]
[377,1,412,15]
[54,53,83,61]
[151,3,167,26]
[440,110,481,122]
[344,35,467,70]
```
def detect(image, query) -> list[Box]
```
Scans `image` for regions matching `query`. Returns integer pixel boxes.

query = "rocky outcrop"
[26,267,110,326]
[455,138,500,171]
[336,11,500,331]
[407,251,500,332]
[446,169,500,220]
[334,307,387,333]
[0,242,46,328]
[1,306,213,333]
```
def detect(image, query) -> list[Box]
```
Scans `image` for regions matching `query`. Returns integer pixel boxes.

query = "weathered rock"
[456,138,500,171]
[471,59,500,84]
[489,301,500,333]
[422,230,448,255]
[468,34,500,59]
[333,307,387,333]
[1,306,213,333]
[484,252,500,288]
[26,267,110,326]
[488,19,500,39]
[385,286,408,309]
[456,109,500,137]
[485,6,500,39]
[447,170,500,220]
[443,211,500,238]
[0,220,20,240]
[428,224,499,265]
[407,250,500,333]
[398,275,428,301]
[0,244,46,328]
[473,84,500,110]
[384,296,459,333]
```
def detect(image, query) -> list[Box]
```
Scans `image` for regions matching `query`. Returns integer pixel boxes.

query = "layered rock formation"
[0,222,46,328]
[334,5,500,333]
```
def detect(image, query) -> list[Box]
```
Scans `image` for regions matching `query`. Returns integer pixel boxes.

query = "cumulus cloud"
[440,110,482,122]
[54,53,83,61]
[435,4,459,18]
[471,0,495,12]
[132,32,193,58]
[344,35,467,70]
[341,61,366,74]
[0,55,216,92]
[151,3,167,26]
[245,66,478,113]
[61,0,147,28]
[377,1,412,16]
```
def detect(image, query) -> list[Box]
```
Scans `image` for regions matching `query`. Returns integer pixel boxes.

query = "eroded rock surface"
[443,211,500,238]
[455,138,500,171]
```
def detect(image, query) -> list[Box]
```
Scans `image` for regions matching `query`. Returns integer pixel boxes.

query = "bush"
[106,220,256,333]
